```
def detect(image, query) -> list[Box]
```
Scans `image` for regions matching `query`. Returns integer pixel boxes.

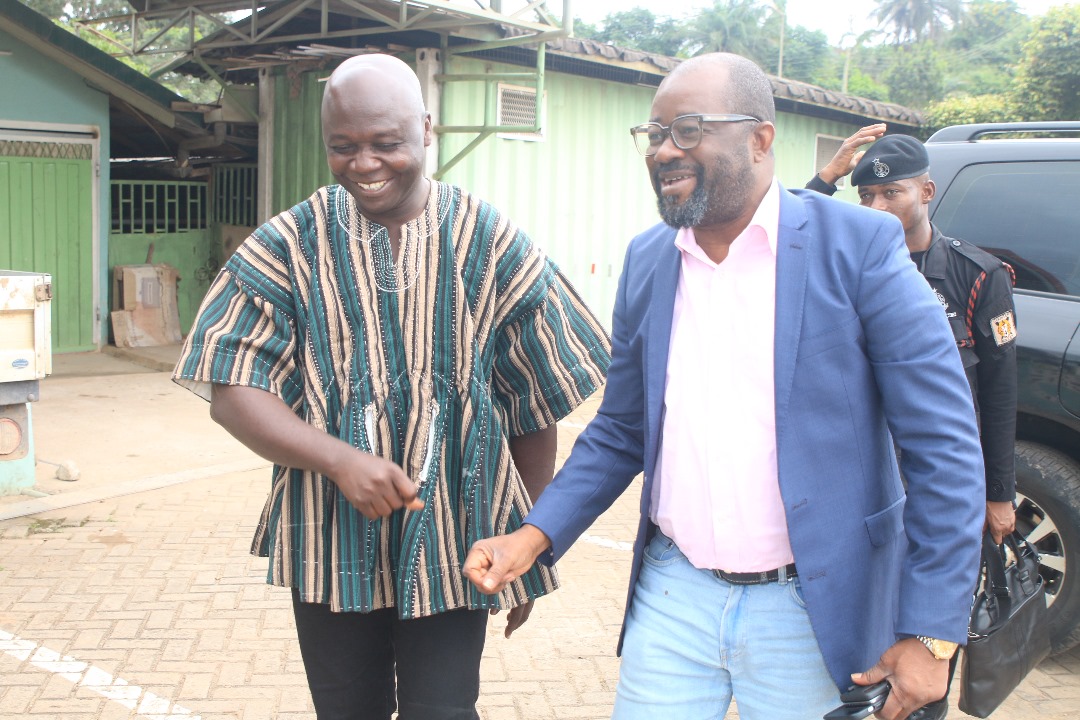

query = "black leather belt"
[712,563,798,585]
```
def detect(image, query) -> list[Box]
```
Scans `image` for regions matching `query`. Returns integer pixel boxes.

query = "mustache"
[652,161,699,176]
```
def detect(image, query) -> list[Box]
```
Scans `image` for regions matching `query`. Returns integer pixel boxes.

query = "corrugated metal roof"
[540,36,923,128]
[0,0,252,161]
[122,1,924,130]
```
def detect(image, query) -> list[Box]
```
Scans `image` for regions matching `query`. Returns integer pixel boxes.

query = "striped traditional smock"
[173,181,610,618]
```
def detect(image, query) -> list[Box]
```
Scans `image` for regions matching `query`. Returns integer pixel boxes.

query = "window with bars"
[497,83,544,141]
[111,181,208,234]
[815,135,847,188]
[212,164,258,227]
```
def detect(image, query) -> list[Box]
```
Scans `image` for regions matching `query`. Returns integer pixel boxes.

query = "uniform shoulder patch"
[990,310,1017,347]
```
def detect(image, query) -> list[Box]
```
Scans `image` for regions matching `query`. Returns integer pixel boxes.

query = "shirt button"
[952,240,961,247]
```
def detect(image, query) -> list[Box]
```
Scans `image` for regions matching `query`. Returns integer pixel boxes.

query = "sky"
[574,0,1068,45]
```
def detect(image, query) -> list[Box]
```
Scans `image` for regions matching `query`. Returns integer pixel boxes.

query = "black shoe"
[906,698,948,720]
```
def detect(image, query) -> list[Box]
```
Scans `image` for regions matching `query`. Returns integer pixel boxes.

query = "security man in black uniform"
[807,132,1018,720]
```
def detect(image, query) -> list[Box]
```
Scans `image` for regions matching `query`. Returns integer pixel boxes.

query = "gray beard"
[657,182,709,228]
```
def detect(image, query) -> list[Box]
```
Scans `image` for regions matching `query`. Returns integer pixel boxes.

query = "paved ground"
[1,347,1079,719]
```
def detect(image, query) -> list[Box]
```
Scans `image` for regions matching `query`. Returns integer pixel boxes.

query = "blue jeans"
[613,530,841,720]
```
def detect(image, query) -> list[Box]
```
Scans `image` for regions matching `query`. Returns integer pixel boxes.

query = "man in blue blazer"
[465,53,984,720]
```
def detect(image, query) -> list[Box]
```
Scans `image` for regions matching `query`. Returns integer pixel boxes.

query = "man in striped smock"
[173,54,610,720]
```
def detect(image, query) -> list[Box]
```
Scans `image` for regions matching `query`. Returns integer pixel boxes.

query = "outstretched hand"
[819,123,887,186]
[463,525,552,594]
[850,638,949,719]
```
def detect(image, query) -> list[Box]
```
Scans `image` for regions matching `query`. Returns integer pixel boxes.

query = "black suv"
[925,121,1080,655]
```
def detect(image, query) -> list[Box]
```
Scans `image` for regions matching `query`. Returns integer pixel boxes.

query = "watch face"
[921,636,958,659]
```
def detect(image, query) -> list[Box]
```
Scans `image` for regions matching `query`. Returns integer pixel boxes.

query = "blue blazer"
[527,187,986,689]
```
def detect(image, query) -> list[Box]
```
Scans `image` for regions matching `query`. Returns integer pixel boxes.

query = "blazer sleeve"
[855,214,986,640]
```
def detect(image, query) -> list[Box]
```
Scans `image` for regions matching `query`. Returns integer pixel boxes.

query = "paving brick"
[2,366,1079,720]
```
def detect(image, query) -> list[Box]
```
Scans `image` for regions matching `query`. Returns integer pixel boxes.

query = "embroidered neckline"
[333,182,451,292]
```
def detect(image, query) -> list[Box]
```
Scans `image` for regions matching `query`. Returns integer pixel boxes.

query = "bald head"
[663,53,776,123]
[322,54,427,127]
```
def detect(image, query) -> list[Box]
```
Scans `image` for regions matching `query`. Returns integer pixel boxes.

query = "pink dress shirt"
[650,180,794,572]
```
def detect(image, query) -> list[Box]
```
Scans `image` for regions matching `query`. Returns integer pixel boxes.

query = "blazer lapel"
[774,188,810,442]
[645,234,680,477]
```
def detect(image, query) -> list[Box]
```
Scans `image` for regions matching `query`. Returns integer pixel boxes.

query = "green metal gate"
[0,141,95,353]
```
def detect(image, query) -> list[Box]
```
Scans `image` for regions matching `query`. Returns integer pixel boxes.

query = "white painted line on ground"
[0,629,200,719]
[580,533,633,552]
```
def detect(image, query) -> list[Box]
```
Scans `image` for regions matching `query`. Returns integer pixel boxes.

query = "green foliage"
[947,0,1028,60]
[924,94,1017,131]
[686,0,772,65]
[1011,5,1080,121]
[822,66,892,102]
[873,0,964,43]
[572,18,601,40]
[940,0,1028,97]
[573,8,686,57]
[881,42,945,109]
[769,25,830,84]
[845,71,892,102]
[19,0,221,103]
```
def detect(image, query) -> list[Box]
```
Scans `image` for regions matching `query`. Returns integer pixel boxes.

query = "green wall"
[271,69,333,215]
[0,27,111,347]
[437,56,657,326]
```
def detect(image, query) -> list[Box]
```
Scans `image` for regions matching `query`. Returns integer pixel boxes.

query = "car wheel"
[1014,440,1080,655]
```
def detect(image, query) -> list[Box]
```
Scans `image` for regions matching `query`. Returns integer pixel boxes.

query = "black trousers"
[291,589,488,720]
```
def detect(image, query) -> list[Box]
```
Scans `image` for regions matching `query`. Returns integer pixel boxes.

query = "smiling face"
[321,56,432,228]
[644,57,774,235]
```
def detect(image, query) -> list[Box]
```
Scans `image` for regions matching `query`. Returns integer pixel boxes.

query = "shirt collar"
[674,179,780,264]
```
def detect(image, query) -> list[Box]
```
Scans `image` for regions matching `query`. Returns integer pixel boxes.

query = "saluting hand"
[819,123,887,186]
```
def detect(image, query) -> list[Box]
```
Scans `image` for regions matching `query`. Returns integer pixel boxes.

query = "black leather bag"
[959,530,1051,717]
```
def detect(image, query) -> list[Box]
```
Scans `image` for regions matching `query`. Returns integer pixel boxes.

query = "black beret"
[851,134,929,187]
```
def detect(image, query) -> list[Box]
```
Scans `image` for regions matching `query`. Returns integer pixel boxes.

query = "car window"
[931,160,1080,297]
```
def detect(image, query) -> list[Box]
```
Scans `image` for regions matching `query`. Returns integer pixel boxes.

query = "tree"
[925,94,1016,131]
[844,67,892,102]
[20,0,222,103]
[685,0,773,66]
[873,0,964,43]
[572,8,686,57]
[940,0,1028,96]
[881,42,944,108]
[1011,5,1080,121]
[771,25,830,84]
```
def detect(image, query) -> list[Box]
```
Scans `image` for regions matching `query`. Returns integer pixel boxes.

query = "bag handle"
[980,530,1041,632]
[981,531,1011,624]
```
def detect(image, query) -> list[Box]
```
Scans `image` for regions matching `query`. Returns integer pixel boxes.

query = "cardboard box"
[110,264,182,347]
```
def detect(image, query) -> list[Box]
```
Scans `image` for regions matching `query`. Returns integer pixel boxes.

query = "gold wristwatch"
[916,635,958,660]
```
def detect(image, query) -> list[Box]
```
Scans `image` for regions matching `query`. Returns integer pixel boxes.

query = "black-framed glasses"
[630,113,760,156]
